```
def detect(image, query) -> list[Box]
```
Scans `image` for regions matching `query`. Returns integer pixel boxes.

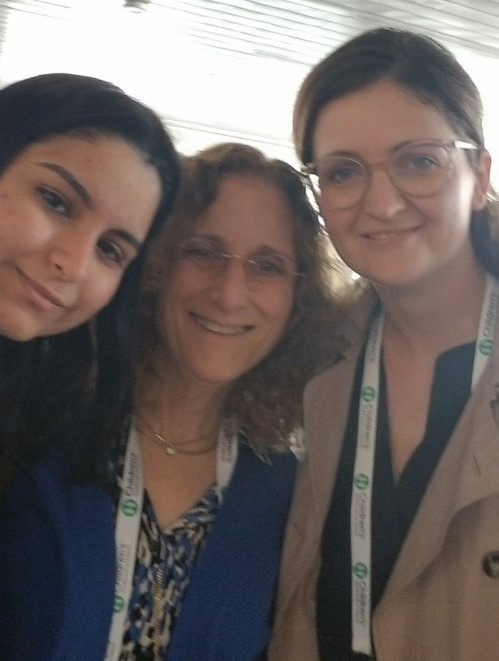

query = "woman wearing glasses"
[0,143,343,659]
[270,28,499,660]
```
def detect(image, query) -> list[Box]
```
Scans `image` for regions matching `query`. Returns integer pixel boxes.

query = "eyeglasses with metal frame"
[301,139,478,211]
[178,237,303,284]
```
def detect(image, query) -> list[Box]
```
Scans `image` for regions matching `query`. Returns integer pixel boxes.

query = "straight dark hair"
[0,73,181,487]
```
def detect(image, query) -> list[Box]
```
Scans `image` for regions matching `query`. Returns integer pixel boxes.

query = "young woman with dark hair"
[0,72,181,485]
[0,142,346,660]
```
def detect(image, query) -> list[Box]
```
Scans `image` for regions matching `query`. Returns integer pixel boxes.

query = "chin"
[189,366,243,389]
[0,313,53,343]
[0,326,38,342]
[198,373,237,387]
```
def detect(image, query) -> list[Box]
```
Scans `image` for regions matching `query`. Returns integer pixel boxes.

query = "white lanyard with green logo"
[105,419,239,661]
[351,274,499,656]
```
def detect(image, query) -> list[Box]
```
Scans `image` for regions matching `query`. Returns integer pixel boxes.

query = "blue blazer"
[0,443,296,660]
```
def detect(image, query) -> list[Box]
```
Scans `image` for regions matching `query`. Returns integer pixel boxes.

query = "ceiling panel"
[138,0,499,63]
[0,0,498,158]
[2,0,499,64]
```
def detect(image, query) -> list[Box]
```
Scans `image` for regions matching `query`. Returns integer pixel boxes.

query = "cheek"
[169,264,205,299]
[266,286,295,337]
[81,273,123,316]
[0,194,48,250]
[320,208,353,242]
[411,182,474,231]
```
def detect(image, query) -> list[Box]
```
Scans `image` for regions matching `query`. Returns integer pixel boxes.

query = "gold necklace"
[137,414,219,456]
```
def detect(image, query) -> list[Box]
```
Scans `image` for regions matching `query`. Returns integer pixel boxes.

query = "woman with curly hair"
[0,142,346,660]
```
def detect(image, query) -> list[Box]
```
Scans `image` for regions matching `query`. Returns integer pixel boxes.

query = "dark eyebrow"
[38,162,93,208]
[38,162,144,254]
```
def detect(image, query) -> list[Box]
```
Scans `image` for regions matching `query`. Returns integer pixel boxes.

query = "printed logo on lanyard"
[350,275,499,656]
[105,420,238,661]
[351,314,382,656]
[106,425,144,661]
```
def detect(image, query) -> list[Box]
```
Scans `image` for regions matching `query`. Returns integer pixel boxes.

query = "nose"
[50,228,96,282]
[362,168,406,219]
[209,257,249,310]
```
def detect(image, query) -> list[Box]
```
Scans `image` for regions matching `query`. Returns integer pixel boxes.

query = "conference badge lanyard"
[105,419,239,661]
[351,274,499,656]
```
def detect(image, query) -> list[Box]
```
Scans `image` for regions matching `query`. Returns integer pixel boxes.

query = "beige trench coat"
[269,292,499,661]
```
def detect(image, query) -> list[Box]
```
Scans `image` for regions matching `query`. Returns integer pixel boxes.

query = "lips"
[361,226,421,243]
[19,270,67,309]
[191,313,251,335]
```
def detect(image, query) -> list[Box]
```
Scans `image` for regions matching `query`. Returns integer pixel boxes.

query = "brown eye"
[250,255,286,278]
[97,238,127,267]
[180,239,224,268]
[39,187,70,216]
[321,158,365,186]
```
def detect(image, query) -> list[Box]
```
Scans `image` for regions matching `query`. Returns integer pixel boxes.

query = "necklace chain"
[137,414,219,456]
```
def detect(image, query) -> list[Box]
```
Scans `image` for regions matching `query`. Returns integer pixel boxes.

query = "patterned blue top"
[111,441,222,659]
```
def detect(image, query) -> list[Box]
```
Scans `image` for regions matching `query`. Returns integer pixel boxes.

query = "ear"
[472,150,491,210]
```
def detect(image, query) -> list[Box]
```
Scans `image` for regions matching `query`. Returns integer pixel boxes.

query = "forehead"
[12,133,142,166]
[312,80,456,161]
[193,175,296,249]
[7,132,159,203]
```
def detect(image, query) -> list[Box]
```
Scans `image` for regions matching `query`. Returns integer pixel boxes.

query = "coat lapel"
[279,295,376,605]
[305,352,360,531]
[384,320,499,599]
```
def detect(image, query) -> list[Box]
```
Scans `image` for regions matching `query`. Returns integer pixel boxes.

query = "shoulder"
[239,440,297,475]
[2,450,70,509]
[305,291,376,399]
[0,451,115,660]
[0,448,115,586]
[227,442,297,508]
[1,448,114,534]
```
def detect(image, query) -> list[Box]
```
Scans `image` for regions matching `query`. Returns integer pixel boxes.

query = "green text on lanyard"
[105,419,239,661]
[351,274,499,656]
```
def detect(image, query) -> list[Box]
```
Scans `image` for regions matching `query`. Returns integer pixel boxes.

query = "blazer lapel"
[305,351,361,531]
[384,337,499,599]
[307,295,378,531]
[278,296,377,607]
[167,445,296,660]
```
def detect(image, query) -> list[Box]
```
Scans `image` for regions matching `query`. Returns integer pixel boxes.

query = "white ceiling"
[1,0,499,162]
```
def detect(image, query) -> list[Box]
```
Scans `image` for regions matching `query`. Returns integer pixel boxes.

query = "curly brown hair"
[136,142,349,450]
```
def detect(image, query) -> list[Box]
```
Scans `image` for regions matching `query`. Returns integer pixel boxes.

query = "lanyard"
[351,274,499,656]
[105,420,239,661]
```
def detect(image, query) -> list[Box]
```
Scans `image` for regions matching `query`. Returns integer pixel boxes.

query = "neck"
[134,364,227,450]
[375,262,488,356]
